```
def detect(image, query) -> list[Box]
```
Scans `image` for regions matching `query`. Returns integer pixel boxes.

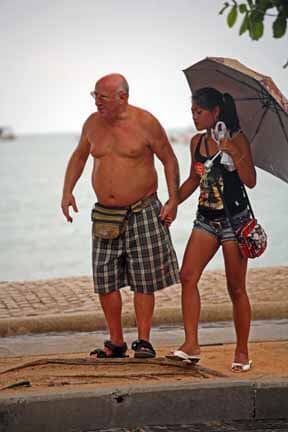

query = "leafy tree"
[219,0,288,67]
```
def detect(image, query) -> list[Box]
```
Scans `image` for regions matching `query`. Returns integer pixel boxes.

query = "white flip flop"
[231,360,252,372]
[166,350,200,363]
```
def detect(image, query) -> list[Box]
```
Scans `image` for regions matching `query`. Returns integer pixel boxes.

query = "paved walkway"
[0,266,287,336]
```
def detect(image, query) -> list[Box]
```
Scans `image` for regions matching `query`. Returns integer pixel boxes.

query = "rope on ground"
[0,357,227,378]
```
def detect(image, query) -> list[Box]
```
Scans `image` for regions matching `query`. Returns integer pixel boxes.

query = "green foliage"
[227,5,238,26]
[239,13,250,33]
[219,0,288,67]
[273,13,287,37]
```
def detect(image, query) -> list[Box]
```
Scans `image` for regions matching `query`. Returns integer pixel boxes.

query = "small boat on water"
[0,126,16,140]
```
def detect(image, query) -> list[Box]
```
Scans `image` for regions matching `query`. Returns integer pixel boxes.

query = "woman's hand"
[219,137,242,162]
[159,199,178,226]
[220,132,256,188]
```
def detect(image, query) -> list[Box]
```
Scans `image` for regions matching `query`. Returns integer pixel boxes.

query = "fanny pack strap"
[130,193,156,213]
[91,204,128,223]
[92,193,156,221]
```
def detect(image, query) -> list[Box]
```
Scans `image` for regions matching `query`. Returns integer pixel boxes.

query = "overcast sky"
[0,0,287,134]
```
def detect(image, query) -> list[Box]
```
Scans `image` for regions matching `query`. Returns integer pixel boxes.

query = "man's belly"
[92,166,158,206]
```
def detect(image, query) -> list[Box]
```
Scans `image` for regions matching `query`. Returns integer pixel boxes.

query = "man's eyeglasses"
[90,91,110,101]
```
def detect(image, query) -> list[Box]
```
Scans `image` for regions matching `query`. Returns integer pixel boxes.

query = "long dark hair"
[192,87,240,134]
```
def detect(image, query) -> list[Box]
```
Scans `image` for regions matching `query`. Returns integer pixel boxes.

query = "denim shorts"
[193,208,250,244]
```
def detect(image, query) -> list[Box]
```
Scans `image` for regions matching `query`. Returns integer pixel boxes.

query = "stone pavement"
[0,266,288,336]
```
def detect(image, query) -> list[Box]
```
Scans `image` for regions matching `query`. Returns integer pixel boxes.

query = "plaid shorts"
[92,195,179,294]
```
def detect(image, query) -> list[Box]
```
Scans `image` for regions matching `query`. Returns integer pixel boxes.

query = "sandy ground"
[0,340,287,397]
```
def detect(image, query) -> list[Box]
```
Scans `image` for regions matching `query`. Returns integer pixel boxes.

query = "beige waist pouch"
[91,204,129,240]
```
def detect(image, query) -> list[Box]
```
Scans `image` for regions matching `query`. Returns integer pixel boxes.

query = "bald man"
[61,74,180,359]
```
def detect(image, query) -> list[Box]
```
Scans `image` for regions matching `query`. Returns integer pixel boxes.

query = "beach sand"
[0,341,287,396]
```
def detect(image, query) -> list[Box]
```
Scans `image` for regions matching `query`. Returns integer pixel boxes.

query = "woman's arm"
[219,131,256,188]
[179,136,200,204]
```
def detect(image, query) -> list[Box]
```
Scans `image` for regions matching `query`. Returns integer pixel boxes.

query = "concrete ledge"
[0,379,287,432]
[255,379,288,419]
[1,301,288,337]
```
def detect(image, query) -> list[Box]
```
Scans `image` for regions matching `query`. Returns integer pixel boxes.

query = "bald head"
[96,74,129,97]
[92,73,130,120]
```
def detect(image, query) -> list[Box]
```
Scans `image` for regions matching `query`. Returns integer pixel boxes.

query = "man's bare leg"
[134,292,155,341]
[99,290,124,345]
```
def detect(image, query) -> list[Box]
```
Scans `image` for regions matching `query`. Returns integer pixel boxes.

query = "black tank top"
[194,134,247,219]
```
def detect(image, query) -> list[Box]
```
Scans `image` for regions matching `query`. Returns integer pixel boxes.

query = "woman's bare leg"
[222,241,250,363]
[179,228,219,355]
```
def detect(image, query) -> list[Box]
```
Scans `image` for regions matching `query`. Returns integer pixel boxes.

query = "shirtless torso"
[85,106,158,206]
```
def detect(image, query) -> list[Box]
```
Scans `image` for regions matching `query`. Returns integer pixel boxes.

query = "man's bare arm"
[61,122,91,222]
[149,116,180,223]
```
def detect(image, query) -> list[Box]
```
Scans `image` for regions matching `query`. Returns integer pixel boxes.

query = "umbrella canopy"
[183,57,288,183]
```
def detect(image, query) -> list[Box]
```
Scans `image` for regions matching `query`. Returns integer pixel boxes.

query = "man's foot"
[89,340,128,359]
[131,339,156,358]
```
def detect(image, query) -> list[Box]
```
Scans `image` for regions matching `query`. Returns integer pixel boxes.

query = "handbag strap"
[203,136,233,224]
[205,132,255,222]
[240,183,255,219]
[213,170,254,229]
[214,177,234,227]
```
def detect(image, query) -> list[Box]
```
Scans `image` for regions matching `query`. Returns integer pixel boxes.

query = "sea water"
[0,133,287,281]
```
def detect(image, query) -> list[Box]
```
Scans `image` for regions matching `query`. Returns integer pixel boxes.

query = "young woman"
[168,87,256,372]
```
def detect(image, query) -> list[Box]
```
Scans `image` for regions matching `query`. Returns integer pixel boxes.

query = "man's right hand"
[61,193,78,223]
[160,198,178,227]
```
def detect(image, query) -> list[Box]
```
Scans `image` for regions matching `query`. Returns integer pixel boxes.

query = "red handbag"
[236,218,267,259]
[213,168,267,259]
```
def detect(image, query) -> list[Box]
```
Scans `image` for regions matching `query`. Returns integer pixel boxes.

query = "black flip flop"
[89,340,128,359]
[131,339,156,358]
